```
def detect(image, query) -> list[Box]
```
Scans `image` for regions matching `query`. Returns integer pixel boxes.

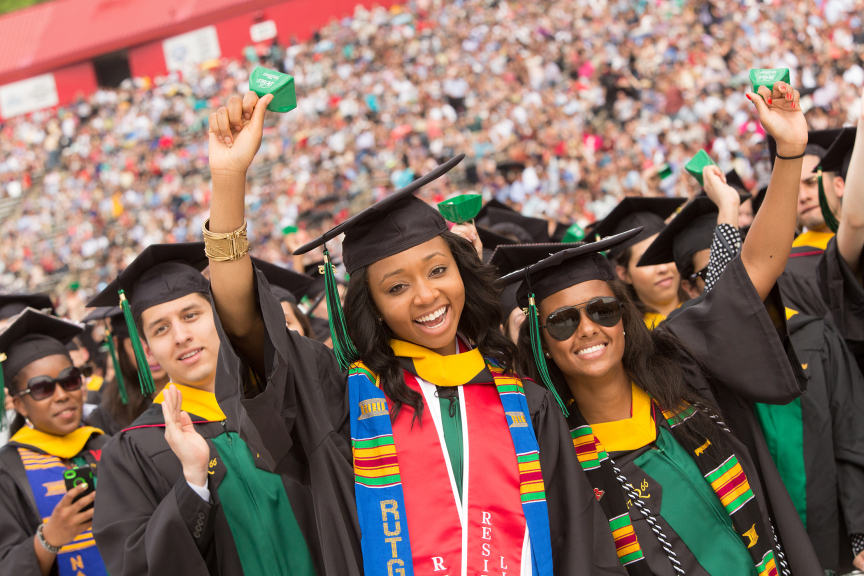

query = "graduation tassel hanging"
[817,168,840,233]
[119,290,156,395]
[104,329,128,405]
[321,249,360,370]
[527,294,569,417]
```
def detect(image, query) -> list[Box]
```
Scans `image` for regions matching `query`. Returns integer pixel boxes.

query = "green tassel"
[527,294,569,417]
[321,250,360,370]
[105,330,128,405]
[119,291,156,395]
[818,168,840,233]
[0,353,6,431]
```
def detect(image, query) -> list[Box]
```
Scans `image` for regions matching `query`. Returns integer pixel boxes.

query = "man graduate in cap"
[89,243,320,576]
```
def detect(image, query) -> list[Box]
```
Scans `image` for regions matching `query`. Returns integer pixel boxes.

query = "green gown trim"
[212,432,316,576]
[439,395,464,501]
[635,428,757,576]
[753,398,807,528]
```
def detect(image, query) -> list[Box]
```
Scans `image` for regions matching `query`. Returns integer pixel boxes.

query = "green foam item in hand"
[684,150,717,187]
[249,67,297,113]
[561,223,585,243]
[657,163,673,180]
[749,68,790,100]
[437,194,483,224]
[282,225,298,235]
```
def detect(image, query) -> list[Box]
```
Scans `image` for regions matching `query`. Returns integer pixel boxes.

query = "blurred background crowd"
[0,0,862,320]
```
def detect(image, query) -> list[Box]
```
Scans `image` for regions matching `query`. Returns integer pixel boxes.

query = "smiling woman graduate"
[204,92,625,576]
[0,309,108,576]
[510,82,824,576]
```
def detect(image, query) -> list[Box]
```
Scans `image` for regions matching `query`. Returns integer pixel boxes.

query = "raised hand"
[450,222,483,258]
[162,385,210,488]
[208,92,273,176]
[747,81,807,157]
[41,482,96,549]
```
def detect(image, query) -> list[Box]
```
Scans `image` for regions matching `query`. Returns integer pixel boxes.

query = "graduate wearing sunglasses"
[0,309,109,576]
[511,81,823,576]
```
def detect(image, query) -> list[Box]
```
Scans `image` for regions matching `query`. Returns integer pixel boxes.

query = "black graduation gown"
[764,311,864,572]
[0,433,107,576]
[779,244,831,320]
[91,403,325,576]
[211,265,627,576]
[661,256,823,576]
[817,236,864,370]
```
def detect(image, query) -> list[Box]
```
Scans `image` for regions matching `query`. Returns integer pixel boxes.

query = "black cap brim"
[252,258,317,304]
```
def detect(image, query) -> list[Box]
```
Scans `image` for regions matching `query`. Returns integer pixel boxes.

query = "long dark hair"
[344,231,516,419]
[515,278,728,448]
[102,336,153,430]
[612,247,688,316]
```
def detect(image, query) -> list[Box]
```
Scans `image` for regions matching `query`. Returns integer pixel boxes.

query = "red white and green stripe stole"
[10,427,107,576]
[661,403,779,576]
[348,341,554,576]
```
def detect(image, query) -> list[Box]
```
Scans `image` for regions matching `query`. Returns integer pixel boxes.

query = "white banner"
[162,26,221,73]
[0,74,59,118]
[250,20,278,43]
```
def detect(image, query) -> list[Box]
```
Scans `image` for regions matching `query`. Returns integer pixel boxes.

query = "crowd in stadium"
[0,0,860,316]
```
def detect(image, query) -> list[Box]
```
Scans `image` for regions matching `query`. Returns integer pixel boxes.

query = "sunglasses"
[689,267,709,282]
[541,297,623,341]
[17,367,84,401]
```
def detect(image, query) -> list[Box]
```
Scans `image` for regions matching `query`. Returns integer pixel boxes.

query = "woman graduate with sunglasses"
[203,92,624,576]
[0,309,108,576]
[512,82,823,576]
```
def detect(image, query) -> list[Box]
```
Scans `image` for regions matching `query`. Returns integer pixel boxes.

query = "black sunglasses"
[541,297,623,341]
[16,367,84,401]
[689,267,709,282]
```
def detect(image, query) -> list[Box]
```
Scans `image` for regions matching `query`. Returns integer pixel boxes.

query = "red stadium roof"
[0,0,285,85]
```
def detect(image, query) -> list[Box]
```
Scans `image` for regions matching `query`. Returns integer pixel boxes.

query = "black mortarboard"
[476,226,517,264]
[724,169,748,193]
[489,243,574,315]
[86,243,209,319]
[476,199,513,221]
[82,306,128,338]
[767,129,843,168]
[637,192,750,273]
[0,294,56,321]
[815,126,856,179]
[294,155,463,273]
[477,207,551,243]
[551,222,571,243]
[752,186,768,216]
[253,258,316,304]
[501,230,642,308]
[0,309,82,395]
[591,197,686,259]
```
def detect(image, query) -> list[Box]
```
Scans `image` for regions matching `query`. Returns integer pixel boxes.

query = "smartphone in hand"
[63,466,95,511]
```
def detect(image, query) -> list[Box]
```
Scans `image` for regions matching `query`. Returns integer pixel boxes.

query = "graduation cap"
[477,207,551,243]
[476,226,517,264]
[815,126,856,179]
[499,228,644,417]
[0,294,56,321]
[293,155,464,368]
[489,243,574,317]
[87,242,209,395]
[724,169,748,193]
[81,306,130,404]
[0,309,83,427]
[637,192,750,274]
[590,197,686,260]
[252,258,316,305]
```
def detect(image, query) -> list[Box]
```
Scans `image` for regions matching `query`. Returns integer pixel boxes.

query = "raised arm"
[836,86,864,277]
[207,92,273,375]
[741,82,808,300]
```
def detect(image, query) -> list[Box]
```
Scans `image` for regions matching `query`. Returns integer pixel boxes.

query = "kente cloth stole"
[348,358,554,576]
[660,403,779,576]
[18,448,108,576]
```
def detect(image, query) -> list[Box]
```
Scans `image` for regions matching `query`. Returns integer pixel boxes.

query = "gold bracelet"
[202,218,250,262]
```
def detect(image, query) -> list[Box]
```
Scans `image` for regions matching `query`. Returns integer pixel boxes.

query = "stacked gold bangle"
[202,218,250,262]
